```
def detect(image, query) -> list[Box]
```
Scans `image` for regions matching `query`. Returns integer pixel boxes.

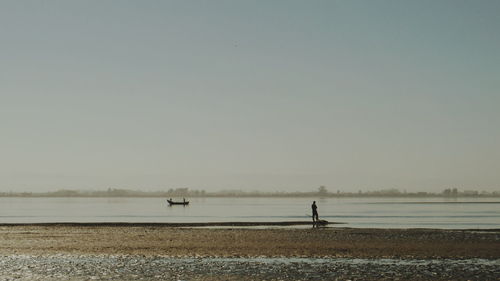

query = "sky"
[1,1,499,192]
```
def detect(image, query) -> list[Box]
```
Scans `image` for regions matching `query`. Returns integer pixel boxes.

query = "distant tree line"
[0,186,499,198]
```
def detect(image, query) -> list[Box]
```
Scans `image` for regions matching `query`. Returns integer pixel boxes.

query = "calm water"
[0,197,498,229]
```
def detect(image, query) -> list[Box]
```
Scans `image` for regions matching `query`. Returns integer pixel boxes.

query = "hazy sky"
[1,1,499,192]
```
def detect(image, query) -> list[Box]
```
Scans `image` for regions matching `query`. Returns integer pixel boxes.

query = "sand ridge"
[0,225,498,258]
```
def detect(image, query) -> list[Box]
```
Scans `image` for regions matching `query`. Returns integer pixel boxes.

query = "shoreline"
[0,221,339,227]
[0,221,498,231]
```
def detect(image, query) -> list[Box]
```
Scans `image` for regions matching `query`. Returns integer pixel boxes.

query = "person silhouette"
[311,201,319,223]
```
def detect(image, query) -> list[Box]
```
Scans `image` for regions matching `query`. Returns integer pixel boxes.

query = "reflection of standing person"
[311,201,319,222]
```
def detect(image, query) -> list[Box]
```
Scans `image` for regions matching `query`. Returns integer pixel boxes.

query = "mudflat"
[0,225,498,280]
[0,224,498,258]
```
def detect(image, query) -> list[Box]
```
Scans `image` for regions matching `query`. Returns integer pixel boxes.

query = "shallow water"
[0,197,498,229]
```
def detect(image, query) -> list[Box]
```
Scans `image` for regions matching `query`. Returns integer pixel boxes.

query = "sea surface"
[0,197,498,229]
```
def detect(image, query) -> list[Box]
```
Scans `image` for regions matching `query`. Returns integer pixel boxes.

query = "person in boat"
[311,201,319,222]
[183,198,186,203]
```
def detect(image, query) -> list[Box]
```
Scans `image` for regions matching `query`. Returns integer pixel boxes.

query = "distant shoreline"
[1,187,499,198]
[1,194,499,198]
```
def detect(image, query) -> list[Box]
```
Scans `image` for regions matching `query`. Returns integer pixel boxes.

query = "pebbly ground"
[1,226,499,280]
[0,255,498,281]
[1,226,499,258]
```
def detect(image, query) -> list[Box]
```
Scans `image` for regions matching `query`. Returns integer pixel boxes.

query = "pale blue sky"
[1,1,499,192]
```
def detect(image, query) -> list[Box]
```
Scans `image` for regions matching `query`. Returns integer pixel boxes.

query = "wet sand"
[0,224,498,258]
[0,224,498,280]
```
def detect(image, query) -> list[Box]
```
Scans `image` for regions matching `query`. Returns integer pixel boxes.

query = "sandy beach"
[0,224,498,280]
[0,224,498,258]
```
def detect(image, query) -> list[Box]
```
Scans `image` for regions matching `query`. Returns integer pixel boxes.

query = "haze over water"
[1,197,498,229]
[1,1,499,193]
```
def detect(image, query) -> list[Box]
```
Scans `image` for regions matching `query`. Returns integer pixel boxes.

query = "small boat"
[167,199,189,206]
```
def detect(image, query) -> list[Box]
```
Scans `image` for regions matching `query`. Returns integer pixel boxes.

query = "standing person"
[311,201,319,223]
